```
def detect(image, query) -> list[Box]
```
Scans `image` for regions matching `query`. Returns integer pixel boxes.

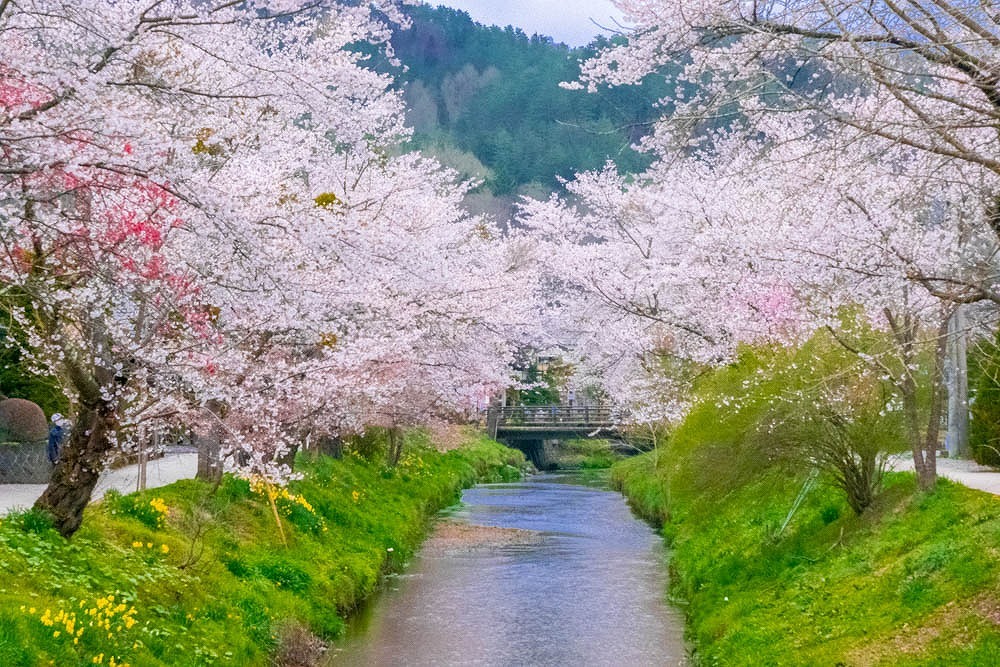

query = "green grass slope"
[615,453,1000,665]
[611,343,1000,666]
[0,434,523,666]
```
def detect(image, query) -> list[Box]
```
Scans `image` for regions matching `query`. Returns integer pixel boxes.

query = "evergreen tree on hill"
[378,6,669,195]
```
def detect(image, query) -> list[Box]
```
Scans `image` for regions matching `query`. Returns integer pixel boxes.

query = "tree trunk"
[387,426,403,466]
[195,430,223,483]
[276,441,299,470]
[914,316,951,491]
[316,434,343,459]
[196,400,226,484]
[34,401,115,538]
[886,307,948,492]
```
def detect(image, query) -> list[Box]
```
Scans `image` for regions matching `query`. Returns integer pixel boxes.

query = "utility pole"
[946,306,970,458]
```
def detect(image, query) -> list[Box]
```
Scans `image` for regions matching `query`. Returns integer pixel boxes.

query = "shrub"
[8,507,55,535]
[0,398,48,443]
[760,378,903,515]
[274,621,325,667]
[657,328,909,521]
[255,558,311,592]
[217,475,253,502]
[970,331,1000,465]
[820,504,841,524]
[234,596,275,649]
[343,428,388,461]
[224,556,252,578]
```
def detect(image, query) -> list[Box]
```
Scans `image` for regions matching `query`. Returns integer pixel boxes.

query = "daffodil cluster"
[103,491,169,530]
[248,476,327,533]
[147,498,168,527]
[131,540,169,554]
[22,593,138,666]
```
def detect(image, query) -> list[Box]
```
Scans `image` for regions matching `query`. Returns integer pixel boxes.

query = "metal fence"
[495,405,616,428]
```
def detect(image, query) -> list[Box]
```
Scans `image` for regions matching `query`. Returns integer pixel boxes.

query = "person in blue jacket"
[47,413,67,465]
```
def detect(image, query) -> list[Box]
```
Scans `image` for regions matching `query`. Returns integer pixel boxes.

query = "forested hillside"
[377,5,669,198]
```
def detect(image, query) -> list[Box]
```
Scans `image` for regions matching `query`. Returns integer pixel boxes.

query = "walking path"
[1,450,996,517]
[889,453,1000,495]
[0,450,198,516]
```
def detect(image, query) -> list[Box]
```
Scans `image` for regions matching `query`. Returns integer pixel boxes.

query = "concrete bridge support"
[503,438,550,470]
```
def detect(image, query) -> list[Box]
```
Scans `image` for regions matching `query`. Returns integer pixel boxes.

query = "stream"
[327,471,688,666]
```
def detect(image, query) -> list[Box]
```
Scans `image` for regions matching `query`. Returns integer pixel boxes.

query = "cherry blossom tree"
[573,1,1000,258]
[525,0,1000,490]
[522,121,999,489]
[1,0,533,536]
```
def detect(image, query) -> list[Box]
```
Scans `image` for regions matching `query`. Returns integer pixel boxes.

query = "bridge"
[486,405,622,467]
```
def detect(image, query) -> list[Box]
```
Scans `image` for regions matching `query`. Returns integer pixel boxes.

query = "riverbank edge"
[0,434,525,666]
[610,451,1000,666]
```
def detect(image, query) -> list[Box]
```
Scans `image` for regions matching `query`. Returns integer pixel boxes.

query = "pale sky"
[432,1,628,46]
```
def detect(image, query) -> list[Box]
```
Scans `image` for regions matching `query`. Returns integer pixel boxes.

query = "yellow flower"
[131,541,143,548]
[352,490,360,503]
[160,544,169,553]
[149,498,168,513]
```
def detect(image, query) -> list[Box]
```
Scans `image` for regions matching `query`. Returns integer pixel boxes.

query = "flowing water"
[326,471,688,666]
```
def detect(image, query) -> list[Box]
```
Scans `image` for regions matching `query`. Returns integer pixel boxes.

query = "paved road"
[0,451,198,516]
[889,453,1000,495]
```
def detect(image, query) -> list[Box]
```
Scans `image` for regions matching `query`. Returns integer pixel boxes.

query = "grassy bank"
[547,438,625,470]
[0,432,523,666]
[611,348,1000,665]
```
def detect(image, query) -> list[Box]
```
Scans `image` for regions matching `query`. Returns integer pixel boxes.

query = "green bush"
[255,557,311,592]
[217,475,253,502]
[343,427,389,461]
[970,331,1000,465]
[7,507,55,535]
[283,498,325,534]
[820,504,841,524]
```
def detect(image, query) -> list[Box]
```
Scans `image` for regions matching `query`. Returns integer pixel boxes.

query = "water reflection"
[328,472,687,666]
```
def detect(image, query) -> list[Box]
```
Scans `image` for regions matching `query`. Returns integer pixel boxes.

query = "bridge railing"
[495,405,617,429]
